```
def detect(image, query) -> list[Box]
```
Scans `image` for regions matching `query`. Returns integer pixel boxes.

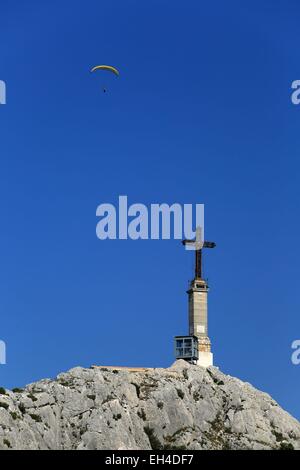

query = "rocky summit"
[0,360,299,450]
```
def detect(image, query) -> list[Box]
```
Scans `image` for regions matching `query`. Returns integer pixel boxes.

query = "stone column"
[188,278,213,367]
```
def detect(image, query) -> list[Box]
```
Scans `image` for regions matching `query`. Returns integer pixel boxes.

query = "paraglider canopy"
[90,65,120,76]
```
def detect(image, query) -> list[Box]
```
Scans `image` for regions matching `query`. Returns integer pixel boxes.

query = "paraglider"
[90,65,119,93]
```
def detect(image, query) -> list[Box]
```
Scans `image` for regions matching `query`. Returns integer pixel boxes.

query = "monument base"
[197,352,213,368]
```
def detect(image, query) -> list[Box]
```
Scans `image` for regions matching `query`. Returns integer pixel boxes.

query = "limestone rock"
[0,360,299,450]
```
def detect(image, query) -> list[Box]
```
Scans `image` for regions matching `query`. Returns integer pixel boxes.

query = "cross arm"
[182,240,216,249]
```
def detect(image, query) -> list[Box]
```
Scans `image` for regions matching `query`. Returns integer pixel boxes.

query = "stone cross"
[182,227,216,280]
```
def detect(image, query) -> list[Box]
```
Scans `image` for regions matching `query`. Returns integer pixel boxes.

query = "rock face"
[0,360,299,450]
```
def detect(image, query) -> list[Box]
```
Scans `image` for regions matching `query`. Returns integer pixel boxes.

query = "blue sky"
[0,0,300,419]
